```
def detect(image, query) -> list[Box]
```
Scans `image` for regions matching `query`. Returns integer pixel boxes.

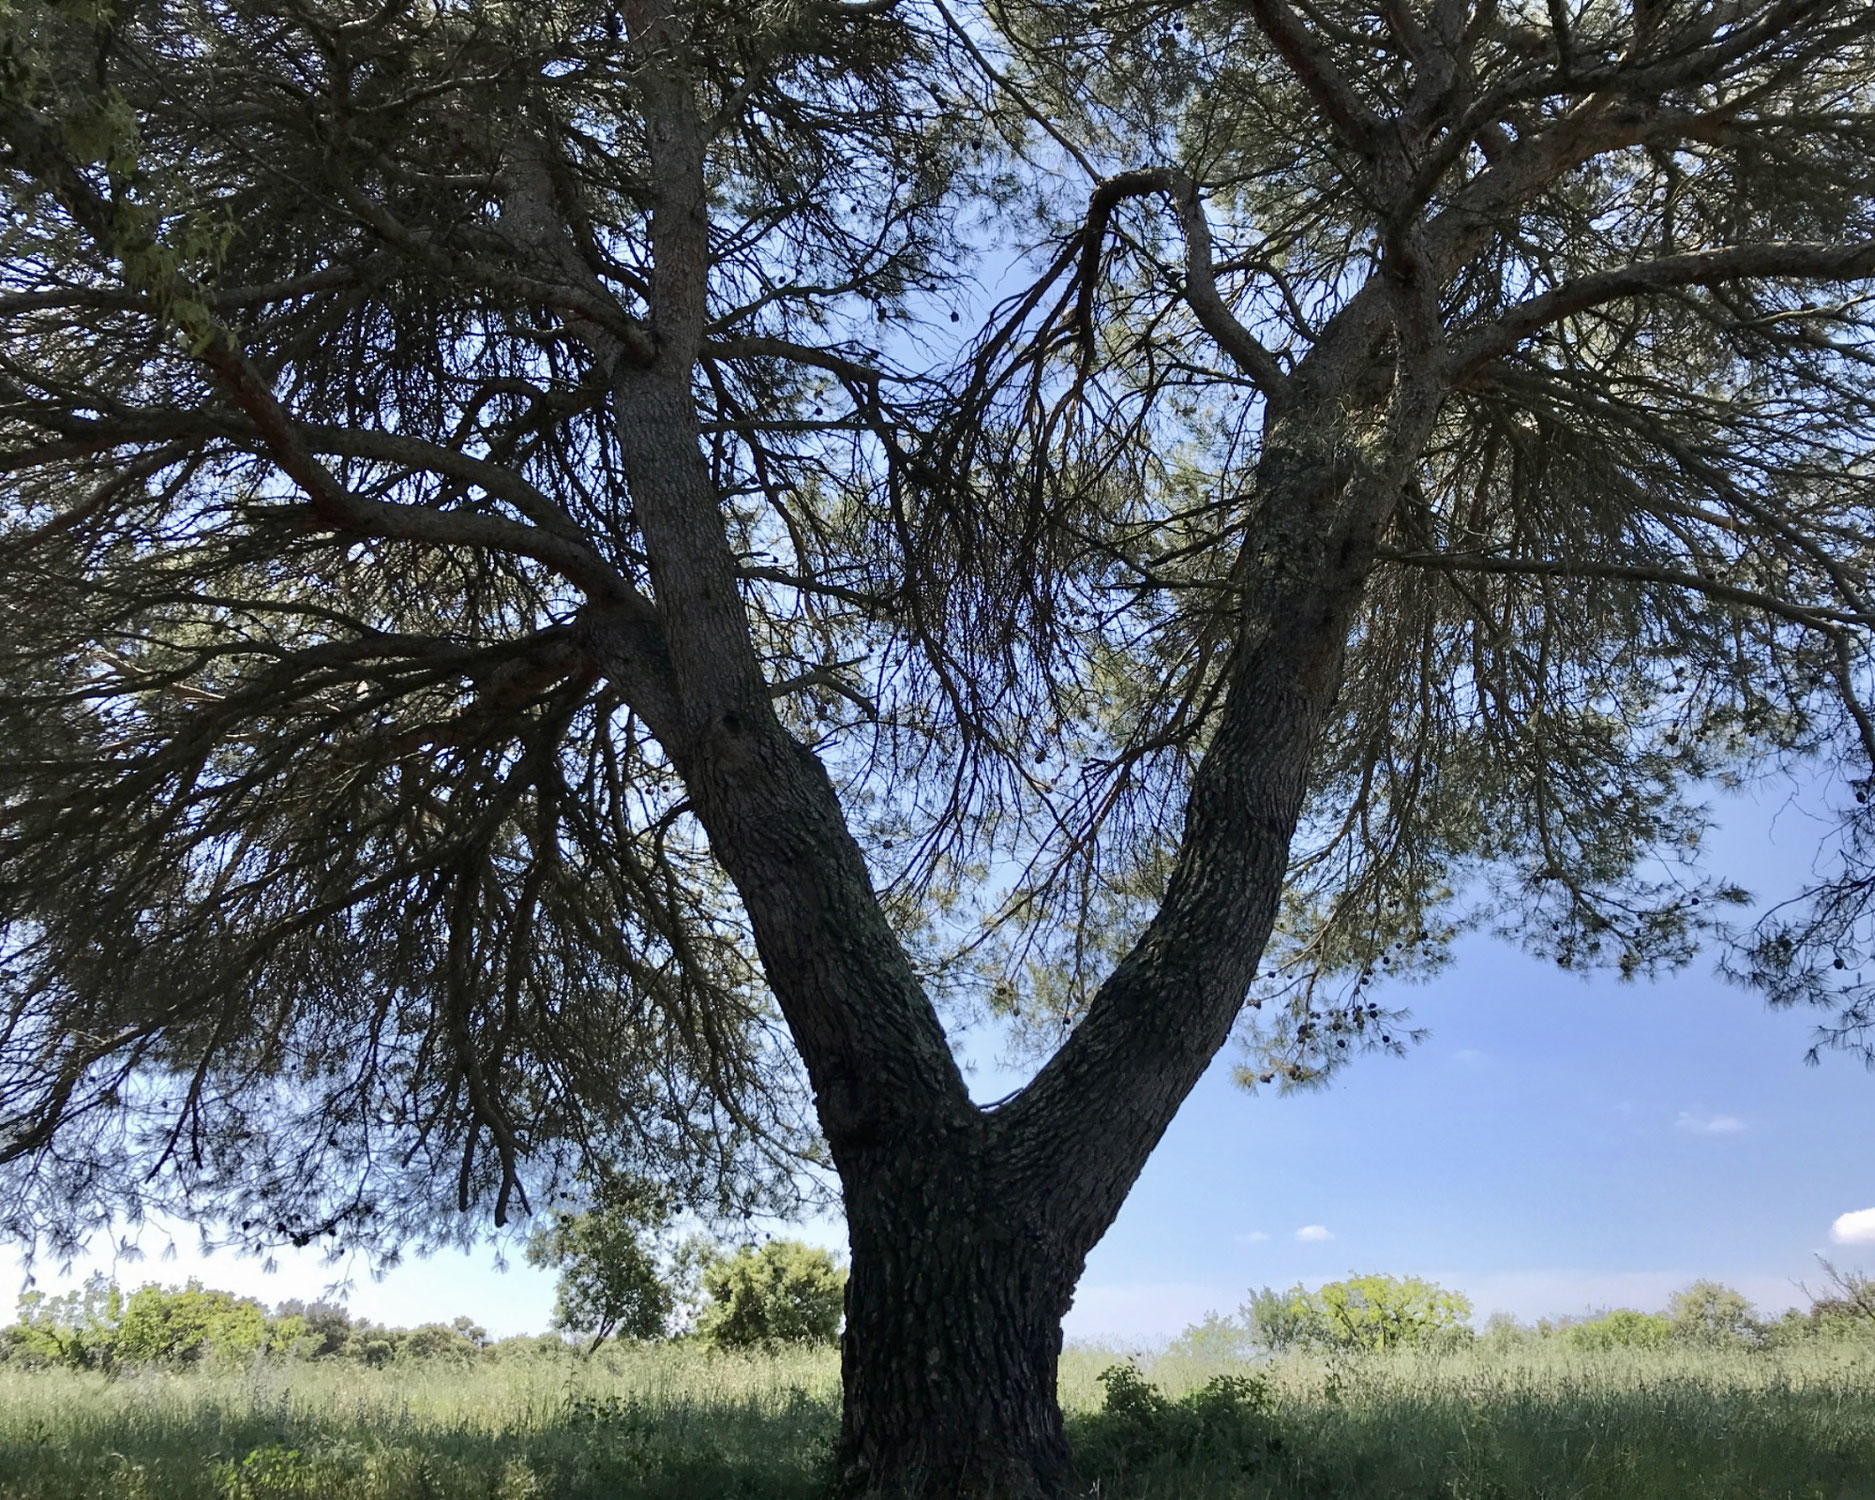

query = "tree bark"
[835,1138,1080,1500]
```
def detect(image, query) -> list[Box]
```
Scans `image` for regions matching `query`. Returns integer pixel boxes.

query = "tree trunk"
[835,1142,1081,1500]
[606,69,1436,1494]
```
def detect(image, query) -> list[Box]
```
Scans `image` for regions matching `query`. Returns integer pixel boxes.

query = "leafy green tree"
[526,1196,674,1351]
[1240,1285,1320,1354]
[397,1321,483,1363]
[1801,1260,1875,1338]
[1245,1274,1472,1353]
[1314,1275,1474,1353]
[271,1300,356,1359]
[1667,1281,1763,1347]
[4,0,1875,1492]
[1164,1311,1257,1363]
[1479,1311,1533,1350]
[114,1281,269,1366]
[8,1273,121,1370]
[696,1239,846,1351]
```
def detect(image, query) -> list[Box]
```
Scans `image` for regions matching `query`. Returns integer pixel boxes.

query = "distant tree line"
[0,1228,845,1373]
[0,1274,495,1371]
[1165,1270,1875,1359]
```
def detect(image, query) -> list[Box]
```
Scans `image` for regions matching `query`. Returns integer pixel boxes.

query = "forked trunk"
[836,1149,1082,1499]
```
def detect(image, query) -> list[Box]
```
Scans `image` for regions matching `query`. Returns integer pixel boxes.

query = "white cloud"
[1676,1110,1746,1136]
[1295,1225,1334,1243]
[1234,1231,1271,1244]
[1831,1208,1875,1245]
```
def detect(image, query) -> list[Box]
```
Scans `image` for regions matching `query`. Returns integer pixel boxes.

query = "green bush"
[695,1240,845,1351]
[1563,1309,1674,1352]
[1073,1362,1280,1478]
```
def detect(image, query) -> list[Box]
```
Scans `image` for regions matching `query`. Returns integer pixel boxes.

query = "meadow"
[2,1338,1873,1500]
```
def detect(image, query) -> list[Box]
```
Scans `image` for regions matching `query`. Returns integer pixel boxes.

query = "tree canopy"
[525,1185,674,1348]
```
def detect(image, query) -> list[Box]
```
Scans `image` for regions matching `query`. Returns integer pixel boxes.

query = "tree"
[1667,1279,1762,1346]
[114,1280,270,1365]
[694,1238,846,1351]
[1242,1274,1472,1352]
[1240,1285,1319,1354]
[1807,1258,1875,1331]
[526,1193,674,1351]
[272,1299,358,1359]
[1315,1274,1473,1353]
[7,1272,121,1369]
[1164,1309,1258,1362]
[4,1,1875,1495]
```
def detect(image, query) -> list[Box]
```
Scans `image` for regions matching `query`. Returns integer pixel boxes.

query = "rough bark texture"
[835,1141,1079,1499]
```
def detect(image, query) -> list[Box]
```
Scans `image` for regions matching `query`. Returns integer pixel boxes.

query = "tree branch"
[1077,169,1288,398]
[1242,0,1390,158]
[1458,239,1875,373]
[1376,547,1873,630]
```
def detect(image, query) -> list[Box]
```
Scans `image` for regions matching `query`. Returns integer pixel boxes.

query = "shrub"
[1074,1362,1280,1478]
[1562,1309,1673,1352]
[695,1240,845,1351]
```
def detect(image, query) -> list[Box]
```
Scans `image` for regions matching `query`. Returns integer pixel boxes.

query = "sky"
[8,776,1873,1344]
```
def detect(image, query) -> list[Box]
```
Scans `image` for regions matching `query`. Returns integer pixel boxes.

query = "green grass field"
[2,1340,1873,1499]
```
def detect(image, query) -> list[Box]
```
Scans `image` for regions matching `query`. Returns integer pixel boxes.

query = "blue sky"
[10,778,1873,1342]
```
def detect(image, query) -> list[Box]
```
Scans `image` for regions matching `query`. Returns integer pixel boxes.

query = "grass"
[1,1339,1872,1498]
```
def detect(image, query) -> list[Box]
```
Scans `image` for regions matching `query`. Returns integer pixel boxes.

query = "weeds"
[0,1341,1871,1497]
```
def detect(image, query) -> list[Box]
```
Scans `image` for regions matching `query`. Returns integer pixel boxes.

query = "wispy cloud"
[1234,1231,1271,1244]
[1676,1110,1746,1136]
[1832,1208,1875,1246]
[1295,1225,1334,1243]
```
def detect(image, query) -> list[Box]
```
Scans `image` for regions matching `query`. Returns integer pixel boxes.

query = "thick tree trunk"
[835,1144,1081,1500]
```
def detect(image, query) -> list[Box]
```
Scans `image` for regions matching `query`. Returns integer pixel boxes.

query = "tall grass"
[2,1339,1872,1497]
